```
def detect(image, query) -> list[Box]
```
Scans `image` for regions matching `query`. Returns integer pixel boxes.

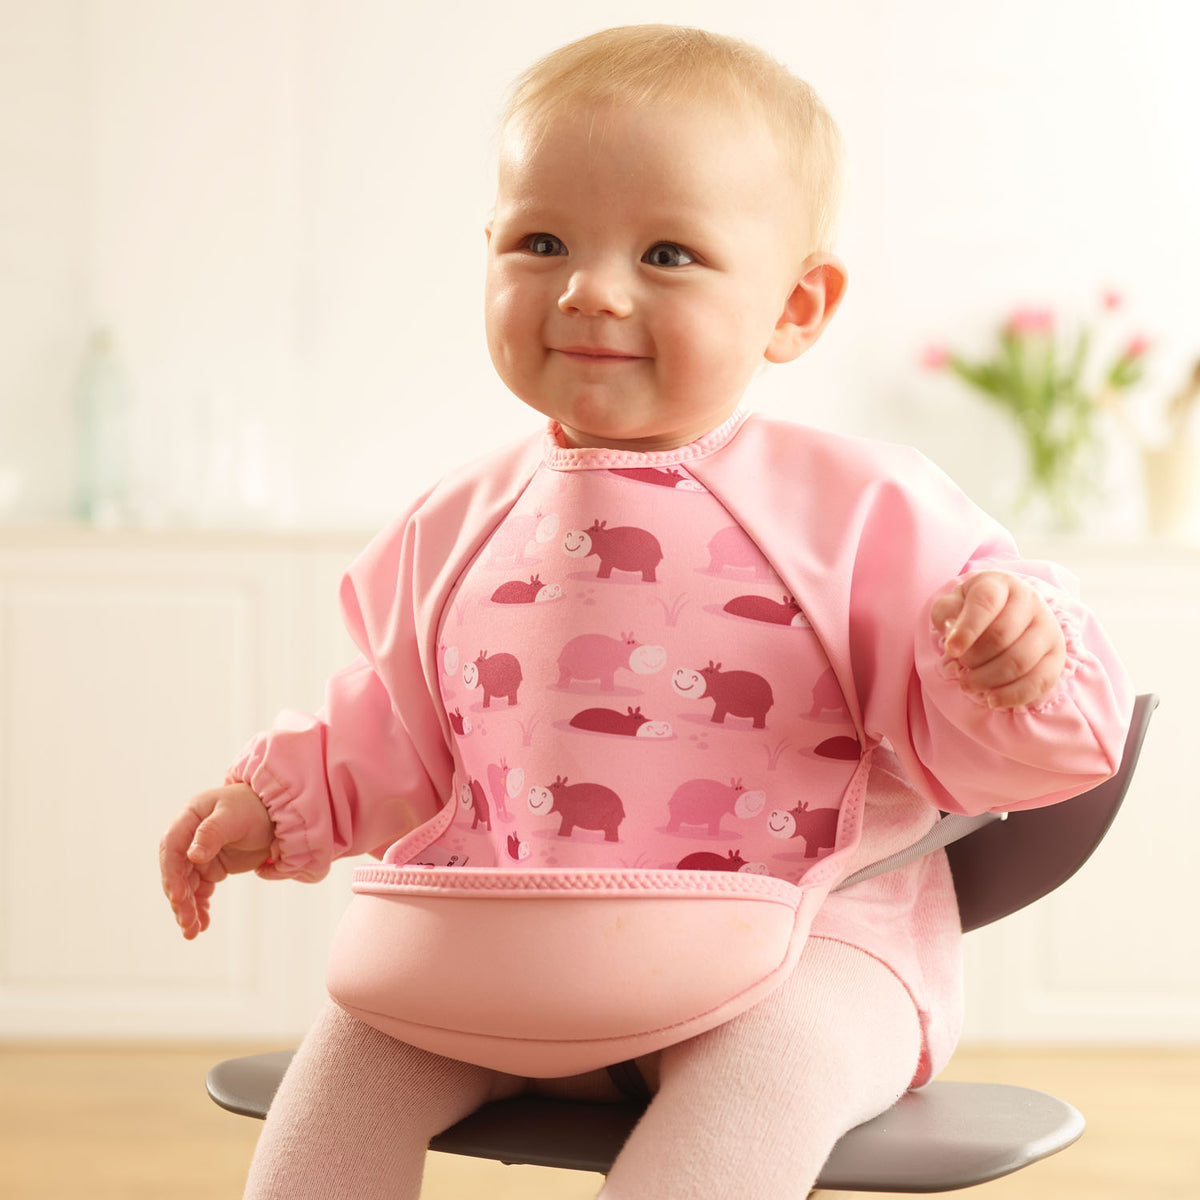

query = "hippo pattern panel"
[433,459,861,882]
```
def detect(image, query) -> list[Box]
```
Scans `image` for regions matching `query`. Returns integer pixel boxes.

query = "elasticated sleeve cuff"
[906,567,1134,815]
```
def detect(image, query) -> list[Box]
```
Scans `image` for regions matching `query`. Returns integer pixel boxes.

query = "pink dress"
[230,409,1132,1084]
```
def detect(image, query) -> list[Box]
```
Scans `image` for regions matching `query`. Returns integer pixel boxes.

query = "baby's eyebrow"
[493,199,569,226]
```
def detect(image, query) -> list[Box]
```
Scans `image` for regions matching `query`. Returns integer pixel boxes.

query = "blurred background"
[4,0,1199,533]
[1,2,1197,1196]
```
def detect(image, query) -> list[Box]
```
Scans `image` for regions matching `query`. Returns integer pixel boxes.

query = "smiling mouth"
[554,347,644,364]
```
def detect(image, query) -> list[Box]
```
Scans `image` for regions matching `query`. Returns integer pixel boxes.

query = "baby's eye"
[522,233,567,256]
[643,243,695,268]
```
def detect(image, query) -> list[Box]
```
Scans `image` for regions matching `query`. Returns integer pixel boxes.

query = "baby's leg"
[600,937,923,1200]
[243,1001,523,1200]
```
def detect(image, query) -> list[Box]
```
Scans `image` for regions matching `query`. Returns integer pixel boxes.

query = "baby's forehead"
[496,30,843,250]
[493,101,815,250]
[499,96,803,190]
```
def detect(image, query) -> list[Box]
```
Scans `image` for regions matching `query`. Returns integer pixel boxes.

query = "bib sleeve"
[227,497,447,882]
[849,463,1134,817]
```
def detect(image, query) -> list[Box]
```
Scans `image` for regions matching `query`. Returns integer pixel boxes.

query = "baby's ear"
[765,254,848,364]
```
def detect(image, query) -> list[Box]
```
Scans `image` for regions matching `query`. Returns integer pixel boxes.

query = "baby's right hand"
[159,784,275,939]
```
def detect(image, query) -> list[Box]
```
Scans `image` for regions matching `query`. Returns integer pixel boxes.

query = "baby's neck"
[553,408,749,455]
[550,406,750,458]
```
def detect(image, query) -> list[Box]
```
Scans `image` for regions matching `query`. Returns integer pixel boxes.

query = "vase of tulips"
[924,295,1151,532]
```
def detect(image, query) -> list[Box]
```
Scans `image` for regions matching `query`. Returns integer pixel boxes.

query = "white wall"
[2,0,1199,531]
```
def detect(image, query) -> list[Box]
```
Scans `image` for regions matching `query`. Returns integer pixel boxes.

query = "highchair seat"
[207,1052,1085,1191]
[206,693,1156,1192]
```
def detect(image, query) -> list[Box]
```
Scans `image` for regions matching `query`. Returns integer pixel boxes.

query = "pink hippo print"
[490,574,562,605]
[463,651,523,708]
[672,662,775,729]
[556,632,667,690]
[666,777,766,835]
[705,526,772,579]
[440,643,458,674]
[608,466,706,491]
[808,666,847,719]
[486,759,524,822]
[458,778,491,832]
[564,520,663,582]
[723,594,810,628]
[488,510,560,565]
[675,849,768,874]
[569,706,673,738]
[813,736,862,761]
[767,801,839,858]
[528,776,625,841]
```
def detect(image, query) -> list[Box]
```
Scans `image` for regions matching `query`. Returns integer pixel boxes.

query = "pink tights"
[243,937,922,1199]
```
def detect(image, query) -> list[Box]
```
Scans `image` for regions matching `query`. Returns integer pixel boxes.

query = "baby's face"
[485,101,816,451]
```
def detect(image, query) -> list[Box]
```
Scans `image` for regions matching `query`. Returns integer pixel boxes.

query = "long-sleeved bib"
[231,409,1133,1083]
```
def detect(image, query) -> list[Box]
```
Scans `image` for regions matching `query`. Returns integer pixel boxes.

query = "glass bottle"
[74,328,133,526]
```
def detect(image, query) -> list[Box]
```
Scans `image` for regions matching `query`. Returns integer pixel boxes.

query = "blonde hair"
[501,25,845,251]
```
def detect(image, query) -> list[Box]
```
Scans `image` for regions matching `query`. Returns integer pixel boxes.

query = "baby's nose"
[558,265,634,319]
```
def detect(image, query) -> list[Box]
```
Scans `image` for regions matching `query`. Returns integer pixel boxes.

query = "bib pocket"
[327,865,828,1077]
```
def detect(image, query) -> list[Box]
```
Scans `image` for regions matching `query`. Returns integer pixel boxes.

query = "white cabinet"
[0,527,367,1039]
[0,530,1195,1042]
[962,542,1200,1043]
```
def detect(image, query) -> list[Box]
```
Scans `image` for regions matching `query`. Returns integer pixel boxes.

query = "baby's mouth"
[554,345,644,364]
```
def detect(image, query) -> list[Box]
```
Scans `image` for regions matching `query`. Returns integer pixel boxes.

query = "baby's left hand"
[931,571,1067,709]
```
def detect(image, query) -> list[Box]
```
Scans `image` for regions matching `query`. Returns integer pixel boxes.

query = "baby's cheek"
[655,324,748,407]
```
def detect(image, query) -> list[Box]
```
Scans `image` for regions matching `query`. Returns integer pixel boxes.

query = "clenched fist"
[931,571,1067,710]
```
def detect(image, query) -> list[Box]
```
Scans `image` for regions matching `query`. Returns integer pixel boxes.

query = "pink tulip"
[920,344,950,369]
[1005,307,1056,335]
[1123,334,1152,359]
[1101,289,1124,311]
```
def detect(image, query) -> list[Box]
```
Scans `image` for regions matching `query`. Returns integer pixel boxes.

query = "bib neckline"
[543,407,751,472]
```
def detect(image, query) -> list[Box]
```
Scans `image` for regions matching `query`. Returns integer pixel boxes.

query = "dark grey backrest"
[948,693,1157,933]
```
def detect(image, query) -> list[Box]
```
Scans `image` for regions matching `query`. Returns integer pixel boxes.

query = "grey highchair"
[207,693,1157,1193]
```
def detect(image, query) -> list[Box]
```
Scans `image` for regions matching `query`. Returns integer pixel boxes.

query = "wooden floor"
[1,1043,1196,1199]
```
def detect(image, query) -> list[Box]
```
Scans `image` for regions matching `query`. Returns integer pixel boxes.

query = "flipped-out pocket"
[326,865,829,1077]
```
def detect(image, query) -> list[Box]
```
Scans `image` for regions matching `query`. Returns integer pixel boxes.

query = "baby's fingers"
[160,820,202,923]
[930,587,966,643]
[938,573,1016,660]
[971,645,1068,709]
[957,615,1066,701]
[941,572,1050,668]
[188,811,228,865]
[170,867,222,940]
[160,794,226,937]
[162,862,203,938]
[937,572,1069,708]
[185,876,217,938]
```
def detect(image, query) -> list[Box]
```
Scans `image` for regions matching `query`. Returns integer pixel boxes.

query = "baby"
[160,25,1132,1200]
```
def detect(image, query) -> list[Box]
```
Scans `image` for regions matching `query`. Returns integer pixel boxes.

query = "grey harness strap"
[834,811,1005,892]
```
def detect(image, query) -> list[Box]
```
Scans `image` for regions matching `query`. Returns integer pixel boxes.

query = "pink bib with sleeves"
[262,411,1130,1084]
[327,419,878,1076]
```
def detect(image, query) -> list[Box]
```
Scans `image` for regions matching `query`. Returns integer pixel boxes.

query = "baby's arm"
[834,442,1132,815]
[160,496,452,938]
[896,552,1132,815]
[159,783,274,939]
[930,570,1067,709]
